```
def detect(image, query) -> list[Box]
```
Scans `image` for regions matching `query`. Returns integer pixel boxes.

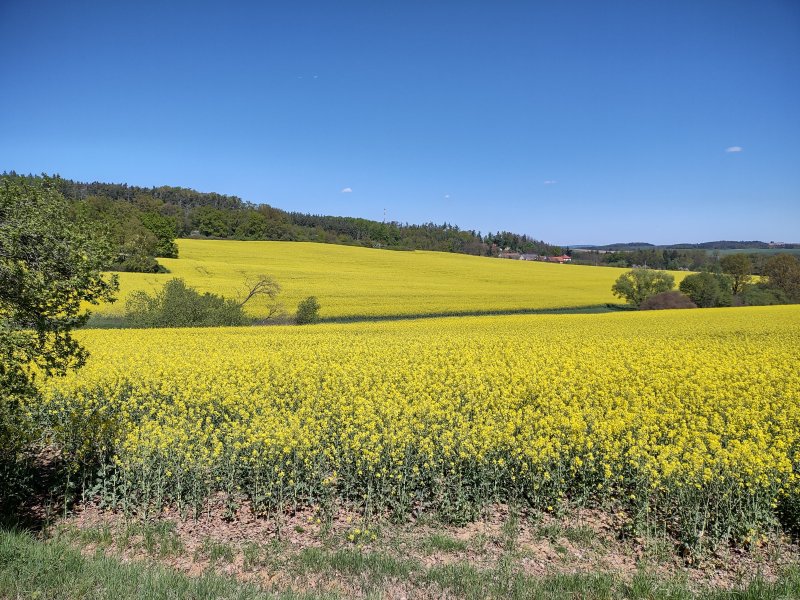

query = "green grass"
[198,537,235,564]
[420,532,468,554]
[3,528,799,599]
[293,547,416,580]
[535,523,598,547]
[0,528,328,600]
[423,562,800,600]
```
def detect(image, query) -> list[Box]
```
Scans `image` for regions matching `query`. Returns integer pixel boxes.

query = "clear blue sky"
[1,1,798,245]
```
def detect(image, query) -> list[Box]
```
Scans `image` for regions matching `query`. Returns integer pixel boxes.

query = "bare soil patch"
[51,497,799,598]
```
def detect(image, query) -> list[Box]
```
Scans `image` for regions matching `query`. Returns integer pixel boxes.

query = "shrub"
[115,253,167,273]
[678,272,732,308]
[738,284,788,306]
[639,291,697,310]
[125,278,248,328]
[296,296,321,324]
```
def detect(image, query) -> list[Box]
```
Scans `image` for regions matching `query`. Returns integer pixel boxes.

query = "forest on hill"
[576,240,800,251]
[3,173,564,271]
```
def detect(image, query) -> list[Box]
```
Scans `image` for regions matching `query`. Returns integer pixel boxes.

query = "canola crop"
[101,239,685,318]
[37,306,800,544]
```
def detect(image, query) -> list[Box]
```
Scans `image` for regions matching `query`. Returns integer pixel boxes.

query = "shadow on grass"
[317,304,631,324]
[84,304,634,329]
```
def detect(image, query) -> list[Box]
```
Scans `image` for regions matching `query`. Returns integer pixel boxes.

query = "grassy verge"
[0,528,324,600]
[3,526,800,599]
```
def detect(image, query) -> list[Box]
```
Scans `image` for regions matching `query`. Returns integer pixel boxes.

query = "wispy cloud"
[543,180,558,185]
[443,193,451,199]
[725,146,743,153]
[341,187,352,193]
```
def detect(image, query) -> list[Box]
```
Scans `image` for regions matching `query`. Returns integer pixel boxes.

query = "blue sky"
[1,1,798,245]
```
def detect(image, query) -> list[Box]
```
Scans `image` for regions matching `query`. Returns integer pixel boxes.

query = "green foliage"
[125,278,249,328]
[739,284,787,306]
[763,254,800,302]
[139,211,179,258]
[4,173,179,273]
[0,529,315,600]
[639,291,697,310]
[719,253,753,295]
[0,176,118,504]
[678,272,732,308]
[296,296,321,325]
[69,195,175,272]
[4,173,565,257]
[611,269,675,307]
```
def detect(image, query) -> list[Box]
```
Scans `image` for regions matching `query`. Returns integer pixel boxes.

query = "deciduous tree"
[1,176,118,499]
[611,268,675,307]
[1,177,118,404]
[720,253,753,295]
[763,254,800,302]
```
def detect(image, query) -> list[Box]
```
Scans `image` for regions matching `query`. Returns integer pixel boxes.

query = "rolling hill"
[97,239,689,321]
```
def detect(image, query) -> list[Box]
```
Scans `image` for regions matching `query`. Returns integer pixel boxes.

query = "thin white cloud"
[443,193,451,199]
[341,187,352,193]
[543,180,558,185]
[725,146,743,153]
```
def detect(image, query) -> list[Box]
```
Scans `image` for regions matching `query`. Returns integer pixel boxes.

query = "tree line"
[572,246,796,275]
[2,173,564,272]
[612,252,800,309]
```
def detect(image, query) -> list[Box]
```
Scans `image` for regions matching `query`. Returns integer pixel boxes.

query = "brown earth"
[51,494,799,598]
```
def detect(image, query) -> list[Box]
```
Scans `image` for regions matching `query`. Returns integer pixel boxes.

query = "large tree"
[720,253,753,295]
[1,177,118,457]
[611,268,675,307]
[763,254,800,302]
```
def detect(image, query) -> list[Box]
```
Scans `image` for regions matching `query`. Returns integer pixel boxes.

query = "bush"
[678,272,732,308]
[125,278,248,328]
[296,296,321,324]
[115,253,167,273]
[738,284,788,306]
[639,291,697,310]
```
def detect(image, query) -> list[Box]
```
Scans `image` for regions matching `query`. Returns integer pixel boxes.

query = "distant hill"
[3,173,564,265]
[99,239,641,321]
[573,242,655,251]
[573,241,799,251]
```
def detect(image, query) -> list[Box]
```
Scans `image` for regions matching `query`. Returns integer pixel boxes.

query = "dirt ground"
[52,494,799,598]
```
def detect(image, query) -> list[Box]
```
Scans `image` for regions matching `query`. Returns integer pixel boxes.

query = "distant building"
[498,252,521,259]
[546,255,572,264]
[519,253,540,261]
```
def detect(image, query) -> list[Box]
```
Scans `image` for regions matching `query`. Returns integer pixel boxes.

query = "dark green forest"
[3,173,564,271]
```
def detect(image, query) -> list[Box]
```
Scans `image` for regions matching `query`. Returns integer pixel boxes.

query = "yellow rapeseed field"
[101,239,683,318]
[37,305,800,544]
